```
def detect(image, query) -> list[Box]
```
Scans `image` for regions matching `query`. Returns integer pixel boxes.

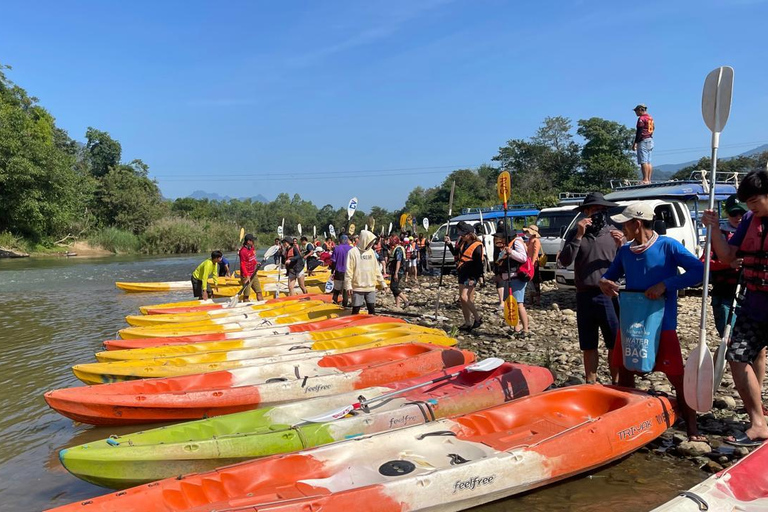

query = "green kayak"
[58,361,553,488]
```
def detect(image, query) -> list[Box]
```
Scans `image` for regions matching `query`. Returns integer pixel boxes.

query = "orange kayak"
[141,293,334,315]
[45,385,674,512]
[103,315,404,351]
[44,344,474,425]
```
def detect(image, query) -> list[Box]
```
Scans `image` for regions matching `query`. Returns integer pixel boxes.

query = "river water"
[0,254,707,511]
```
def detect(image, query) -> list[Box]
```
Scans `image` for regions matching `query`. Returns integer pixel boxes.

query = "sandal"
[458,324,472,332]
[724,432,765,447]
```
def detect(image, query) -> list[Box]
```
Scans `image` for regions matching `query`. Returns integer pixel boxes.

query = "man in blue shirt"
[218,256,231,277]
[600,202,704,441]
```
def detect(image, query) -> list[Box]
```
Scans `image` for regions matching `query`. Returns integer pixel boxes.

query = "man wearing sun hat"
[632,104,655,184]
[600,201,704,441]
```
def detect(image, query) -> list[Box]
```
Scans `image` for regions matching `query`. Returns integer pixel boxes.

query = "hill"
[189,190,269,202]
[654,143,768,180]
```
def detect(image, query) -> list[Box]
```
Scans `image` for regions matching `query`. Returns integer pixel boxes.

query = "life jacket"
[418,238,426,249]
[457,240,482,269]
[740,216,768,292]
[286,245,297,260]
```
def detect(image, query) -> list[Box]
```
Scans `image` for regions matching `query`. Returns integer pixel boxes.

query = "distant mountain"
[654,144,768,180]
[189,190,269,202]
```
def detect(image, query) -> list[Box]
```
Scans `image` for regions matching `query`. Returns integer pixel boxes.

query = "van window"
[433,224,460,242]
[536,211,579,237]
[654,205,679,228]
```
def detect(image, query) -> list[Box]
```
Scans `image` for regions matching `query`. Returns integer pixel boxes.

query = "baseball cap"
[456,221,474,236]
[725,194,747,215]
[610,202,655,223]
[633,104,647,111]
[403,237,410,242]
[244,233,255,242]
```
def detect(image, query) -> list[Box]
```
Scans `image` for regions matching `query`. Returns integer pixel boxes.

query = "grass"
[0,231,30,253]
[88,227,141,253]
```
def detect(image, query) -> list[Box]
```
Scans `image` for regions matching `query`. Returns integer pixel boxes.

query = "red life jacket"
[740,216,768,292]
[457,241,482,269]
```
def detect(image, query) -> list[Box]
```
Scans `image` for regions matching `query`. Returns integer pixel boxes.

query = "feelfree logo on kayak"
[453,475,495,493]
[304,384,333,394]
[387,414,419,429]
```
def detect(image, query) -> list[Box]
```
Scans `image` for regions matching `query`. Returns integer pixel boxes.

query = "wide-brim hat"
[577,192,619,212]
[523,224,540,237]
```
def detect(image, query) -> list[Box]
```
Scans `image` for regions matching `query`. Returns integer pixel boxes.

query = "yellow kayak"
[73,335,456,384]
[212,283,326,298]
[96,324,447,361]
[124,300,328,327]
[118,305,342,339]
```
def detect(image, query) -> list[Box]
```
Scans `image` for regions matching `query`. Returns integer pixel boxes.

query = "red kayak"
[103,315,404,351]
[44,344,475,425]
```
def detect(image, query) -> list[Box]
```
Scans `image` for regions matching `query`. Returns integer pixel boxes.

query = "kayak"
[116,277,242,293]
[141,293,332,315]
[96,324,447,361]
[46,385,673,511]
[212,283,326,298]
[104,315,405,350]
[73,335,457,384]
[124,299,331,327]
[58,361,554,489]
[651,442,768,511]
[44,344,475,425]
[118,304,342,339]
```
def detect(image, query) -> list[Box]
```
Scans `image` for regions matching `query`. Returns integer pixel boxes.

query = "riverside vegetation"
[2,63,767,257]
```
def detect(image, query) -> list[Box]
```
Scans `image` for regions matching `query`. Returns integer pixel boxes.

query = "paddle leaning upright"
[433,181,455,320]
[496,171,521,331]
[684,66,735,413]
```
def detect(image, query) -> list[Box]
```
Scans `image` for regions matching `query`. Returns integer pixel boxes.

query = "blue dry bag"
[619,291,665,373]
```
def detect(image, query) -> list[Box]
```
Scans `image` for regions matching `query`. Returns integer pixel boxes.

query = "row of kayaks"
[42,292,758,511]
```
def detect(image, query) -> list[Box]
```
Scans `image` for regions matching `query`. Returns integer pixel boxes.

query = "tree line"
[2,63,766,254]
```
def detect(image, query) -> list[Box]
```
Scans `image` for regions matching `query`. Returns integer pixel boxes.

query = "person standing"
[282,238,307,295]
[633,104,655,184]
[523,225,542,307]
[388,235,409,308]
[446,221,484,331]
[191,251,222,300]
[600,202,704,441]
[272,238,281,266]
[702,170,768,446]
[238,234,263,301]
[558,192,624,384]
[330,234,353,306]
[493,230,530,337]
[301,236,320,276]
[418,233,430,275]
[218,256,231,277]
[344,230,386,315]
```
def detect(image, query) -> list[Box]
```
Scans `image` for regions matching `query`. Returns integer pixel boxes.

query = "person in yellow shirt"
[191,250,222,300]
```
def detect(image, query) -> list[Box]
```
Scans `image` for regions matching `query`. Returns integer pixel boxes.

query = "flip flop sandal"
[724,432,765,448]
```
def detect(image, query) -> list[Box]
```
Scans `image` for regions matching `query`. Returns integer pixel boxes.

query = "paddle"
[298,224,302,236]
[497,170,518,328]
[301,358,505,422]
[235,227,244,278]
[684,65,734,413]
[433,181,456,320]
[276,218,286,299]
[329,224,336,239]
[423,218,429,231]
[388,222,393,235]
[713,278,743,391]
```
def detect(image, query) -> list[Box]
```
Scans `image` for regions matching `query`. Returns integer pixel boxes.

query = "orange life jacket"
[741,216,768,292]
[457,240,482,269]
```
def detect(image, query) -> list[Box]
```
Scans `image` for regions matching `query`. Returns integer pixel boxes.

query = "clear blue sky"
[2,0,767,210]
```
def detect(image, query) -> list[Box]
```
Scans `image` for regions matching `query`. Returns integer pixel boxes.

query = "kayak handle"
[416,430,457,440]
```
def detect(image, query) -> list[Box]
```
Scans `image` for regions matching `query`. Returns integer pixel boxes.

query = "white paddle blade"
[228,294,239,307]
[263,245,278,260]
[702,66,734,134]
[684,341,714,412]
[298,224,302,235]
[466,357,505,372]
[302,404,355,423]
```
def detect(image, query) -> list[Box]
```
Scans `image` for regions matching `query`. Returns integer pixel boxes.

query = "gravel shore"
[376,274,764,472]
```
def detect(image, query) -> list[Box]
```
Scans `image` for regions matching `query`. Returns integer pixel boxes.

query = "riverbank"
[377,274,762,474]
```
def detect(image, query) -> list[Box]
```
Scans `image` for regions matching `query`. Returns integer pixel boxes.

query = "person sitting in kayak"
[238,234,263,301]
[599,202,704,442]
[191,251,222,300]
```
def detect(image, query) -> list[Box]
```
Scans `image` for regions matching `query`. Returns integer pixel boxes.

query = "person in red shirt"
[632,104,655,184]
[238,234,263,301]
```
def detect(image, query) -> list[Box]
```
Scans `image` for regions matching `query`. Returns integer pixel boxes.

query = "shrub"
[139,217,241,254]
[88,227,141,253]
[0,231,29,252]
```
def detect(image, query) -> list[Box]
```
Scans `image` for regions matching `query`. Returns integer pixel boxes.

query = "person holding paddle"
[238,234,263,301]
[702,170,768,446]
[493,229,529,337]
[191,251,222,300]
[599,202,704,441]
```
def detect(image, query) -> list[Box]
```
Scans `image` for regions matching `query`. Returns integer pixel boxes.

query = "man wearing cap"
[633,104,655,184]
[600,201,704,441]
[238,234,263,301]
[446,220,484,331]
[330,234,353,306]
[558,192,624,384]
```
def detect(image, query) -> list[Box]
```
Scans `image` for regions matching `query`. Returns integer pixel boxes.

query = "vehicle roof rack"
[460,204,537,214]
[558,192,588,205]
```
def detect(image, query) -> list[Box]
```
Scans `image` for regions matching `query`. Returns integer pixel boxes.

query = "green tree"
[577,117,636,189]
[96,166,165,233]
[85,127,122,177]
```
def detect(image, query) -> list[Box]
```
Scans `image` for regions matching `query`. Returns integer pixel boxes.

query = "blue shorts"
[637,138,654,165]
[499,279,526,303]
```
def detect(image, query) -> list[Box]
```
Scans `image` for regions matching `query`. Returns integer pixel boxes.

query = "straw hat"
[523,225,540,237]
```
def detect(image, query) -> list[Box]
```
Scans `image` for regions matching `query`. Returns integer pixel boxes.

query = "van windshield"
[433,224,461,242]
[536,211,579,237]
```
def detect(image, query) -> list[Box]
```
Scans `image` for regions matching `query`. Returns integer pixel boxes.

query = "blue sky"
[2,0,767,210]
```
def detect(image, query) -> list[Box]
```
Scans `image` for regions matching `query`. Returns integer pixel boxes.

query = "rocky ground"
[375,274,764,473]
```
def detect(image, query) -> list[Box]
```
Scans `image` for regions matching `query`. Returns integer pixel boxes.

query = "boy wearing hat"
[238,234,263,301]
[633,104,655,184]
[558,192,624,384]
[702,170,768,446]
[600,201,704,441]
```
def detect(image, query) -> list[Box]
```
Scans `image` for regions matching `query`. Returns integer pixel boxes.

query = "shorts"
[390,278,402,298]
[241,275,262,298]
[726,315,768,364]
[352,291,376,307]
[460,276,479,287]
[191,277,211,299]
[612,330,684,377]
[498,279,526,303]
[408,259,418,268]
[333,270,346,292]
[576,290,619,351]
[637,138,654,165]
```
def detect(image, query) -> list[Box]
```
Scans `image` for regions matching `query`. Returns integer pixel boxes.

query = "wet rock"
[676,441,712,457]
[734,446,750,458]
[702,460,724,473]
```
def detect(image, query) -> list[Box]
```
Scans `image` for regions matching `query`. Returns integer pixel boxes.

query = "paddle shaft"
[434,181,456,319]
[358,369,463,409]
[698,143,720,358]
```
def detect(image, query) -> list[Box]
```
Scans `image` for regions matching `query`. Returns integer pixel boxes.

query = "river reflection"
[0,254,706,511]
